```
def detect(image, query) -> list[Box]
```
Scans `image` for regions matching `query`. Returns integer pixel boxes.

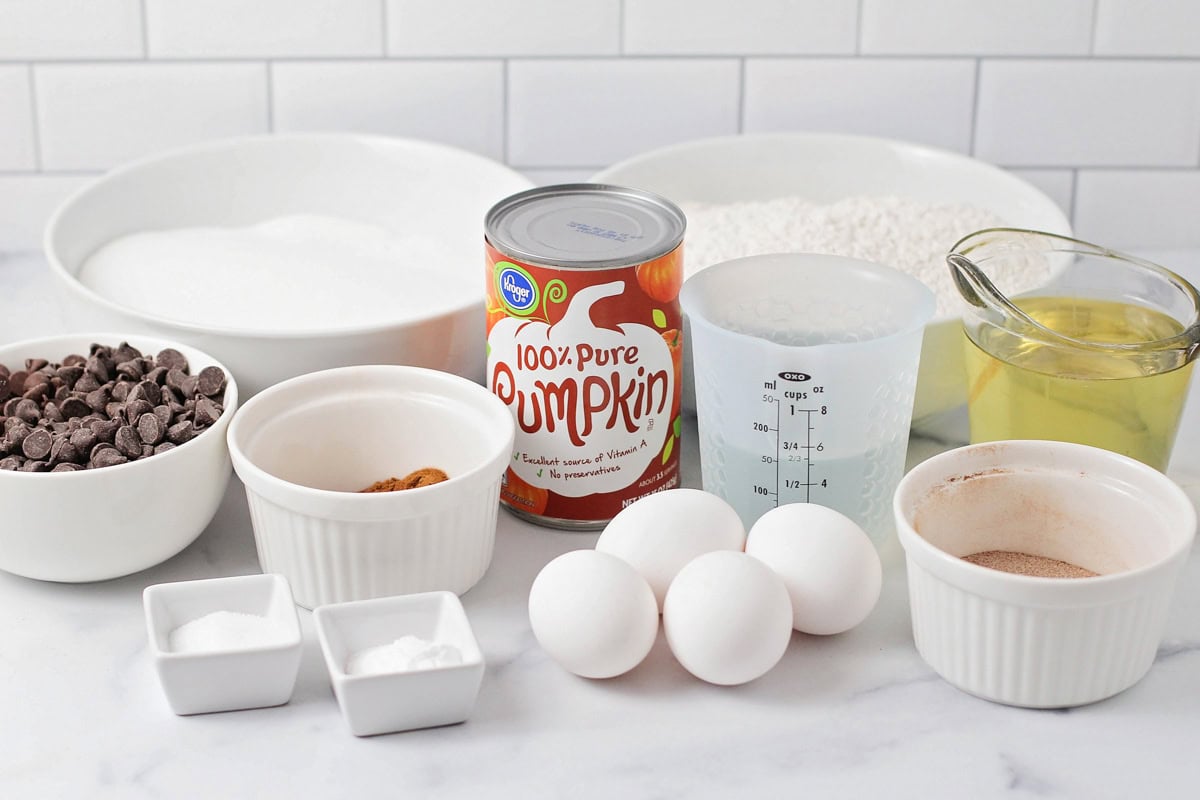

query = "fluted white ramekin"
[228,366,515,609]
[894,440,1195,708]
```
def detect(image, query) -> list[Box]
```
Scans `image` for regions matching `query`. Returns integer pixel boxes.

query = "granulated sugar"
[681,195,1041,316]
[78,214,473,332]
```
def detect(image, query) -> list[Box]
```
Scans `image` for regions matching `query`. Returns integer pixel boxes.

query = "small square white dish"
[314,591,485,737]
[143,573,303,715]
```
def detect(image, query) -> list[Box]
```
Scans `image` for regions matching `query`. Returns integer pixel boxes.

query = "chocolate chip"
[42,401,64,423]
[115,360,144,381]
[19,460,49,472]
[90,449,128,469]
[69,428,96,453]
[0,374,10,403]
[14,399,40,424]
[0,456,21,470]
[85,355,111,383]
[8,370,28,395]
[91,418,119,444]
[25,358,48,373]
[134,380,161,407]
[114,425,141,458]
[167,420,196,444]
[152,442,176,456]
[61,354,86,367]
[55,365,84,387]
[74,372,100,394]
[2,397,19,417]
[194,397,221,428]
[112,342,142,364]
[61,396,93,419]
[180,375,198,397]
[196,366,225,397]
[136,413,165,445]
[125,399,152,425]
[21,383,48,402]
[153,405,172,428]
[51,463,81,472]
[110,381,130,402]
[165,368,187,393]
[156,348,189,372]
[0,363,8,378]
[145,366,168,386]
[22,428,52,459]
[49,437,78,465]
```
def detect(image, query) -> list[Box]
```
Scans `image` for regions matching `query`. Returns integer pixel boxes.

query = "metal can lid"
[485,183,686,270]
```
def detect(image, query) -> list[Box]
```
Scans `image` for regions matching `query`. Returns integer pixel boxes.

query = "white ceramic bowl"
[144,573,303,716]
[45,134,533,397]
[314,591,485,736]
[894,440,1195,708]
[0,333,237,582]
[591,132,1073,423]
[227,365,515,609]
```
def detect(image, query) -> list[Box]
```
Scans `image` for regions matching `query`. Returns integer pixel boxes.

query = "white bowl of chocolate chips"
[0,333,237,582]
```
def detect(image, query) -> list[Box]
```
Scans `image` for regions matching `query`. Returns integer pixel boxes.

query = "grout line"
[264,61,274,132]
[968,58,982,156]
[737,58,746,134]
[1069,169,1079,222]
[1088,0,1100,56]
[501,59,510,165]
[380,0,389,56]
[855,0,864,55]
[4,54,1200,65]
[25,65,42,171]
[618,0,625,56]
[138,0,150,59]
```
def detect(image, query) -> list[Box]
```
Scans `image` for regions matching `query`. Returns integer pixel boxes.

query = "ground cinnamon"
[360,468,449,493]
[962,550,1097,579]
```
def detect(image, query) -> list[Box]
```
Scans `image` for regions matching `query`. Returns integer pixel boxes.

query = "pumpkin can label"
[485,241,684,527]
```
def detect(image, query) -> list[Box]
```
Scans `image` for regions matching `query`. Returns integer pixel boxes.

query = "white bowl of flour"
[46,135,532,397]
[592,132,1072,423]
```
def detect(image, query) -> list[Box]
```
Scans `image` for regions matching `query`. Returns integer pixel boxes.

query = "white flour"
[78,214,473,332]
[681,195,1043,316]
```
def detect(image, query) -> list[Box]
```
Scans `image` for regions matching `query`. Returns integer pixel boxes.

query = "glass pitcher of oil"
[948,229,1200,471]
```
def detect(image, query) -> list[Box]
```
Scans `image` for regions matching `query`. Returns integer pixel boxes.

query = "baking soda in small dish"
[346,636,463,676]
[168,610,294,653]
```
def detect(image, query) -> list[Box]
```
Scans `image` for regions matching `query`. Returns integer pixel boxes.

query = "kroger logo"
[498,264,538,314]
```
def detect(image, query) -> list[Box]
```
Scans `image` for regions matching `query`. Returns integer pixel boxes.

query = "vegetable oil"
[964,296,1193,470]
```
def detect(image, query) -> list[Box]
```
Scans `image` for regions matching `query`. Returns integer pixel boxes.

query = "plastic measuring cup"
[680,254,935,541]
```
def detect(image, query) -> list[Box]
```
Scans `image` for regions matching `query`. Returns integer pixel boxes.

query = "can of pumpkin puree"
[485,184,686,529]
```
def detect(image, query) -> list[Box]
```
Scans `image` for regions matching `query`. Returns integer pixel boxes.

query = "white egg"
[596,488,746,610]
[745,503,882,635]
[662,551,792,686]
[527,549,659,679]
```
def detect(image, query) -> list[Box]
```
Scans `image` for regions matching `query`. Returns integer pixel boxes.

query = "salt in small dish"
[313,591,485,737]
[143,573,303,716]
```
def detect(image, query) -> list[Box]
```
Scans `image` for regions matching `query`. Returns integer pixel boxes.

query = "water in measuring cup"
[707,438,907,541]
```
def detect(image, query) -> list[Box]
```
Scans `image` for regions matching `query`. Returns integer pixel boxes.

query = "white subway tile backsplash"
[144,0,381,58]
[743,59,976,153]
[1074,170,1200,248]
[35,64,268,171]
[975,61,1200,167]
[860,0,1093,55]
[0,174,94,250]
[1007,169,1075,218]
[387,0,619,56]
[0,0,142,60]
[1094,0,1200,57]
[624,0,856,55]
[0,67,36,170]
[272,61,504,161]
[507,59,740,167]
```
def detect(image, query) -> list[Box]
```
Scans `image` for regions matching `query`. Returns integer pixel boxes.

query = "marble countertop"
[1,249,1198,800]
